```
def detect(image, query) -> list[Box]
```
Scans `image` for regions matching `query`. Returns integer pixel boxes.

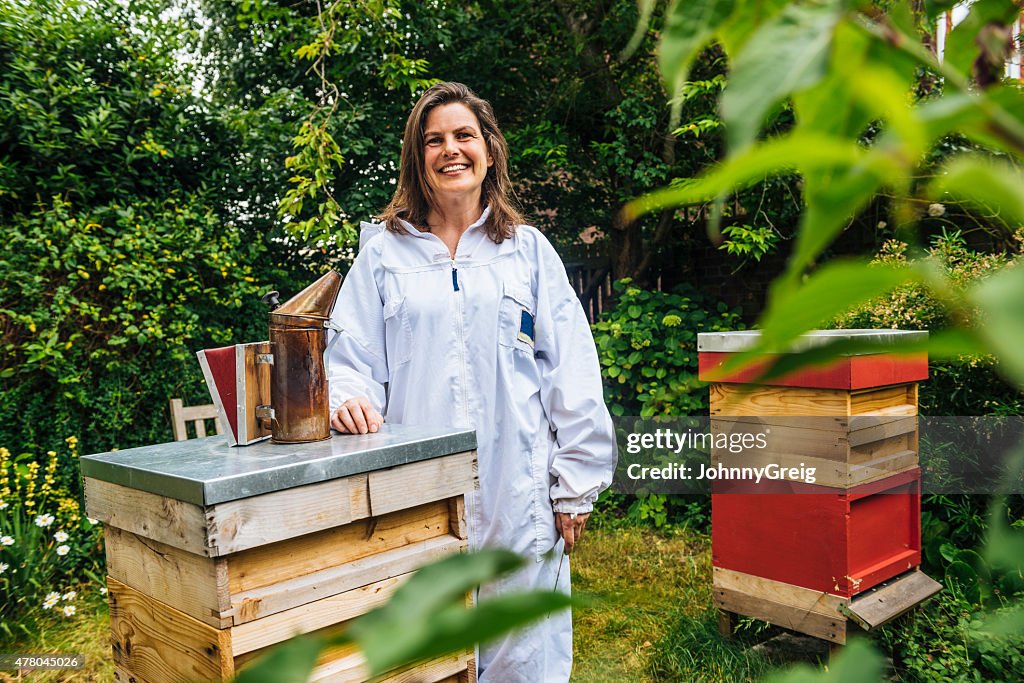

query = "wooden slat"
[379,652,470,683]
[369,451,478,516]
[710,384,851,416]
[107,577,234,682]
[713,419,848,461]
[230,574,409,655]
[85,478,209,556]
[104,526,231,628]
[169,398,188,441]
[846,450,918,484]
[841,570,941,630]
[712,449,917,489]
[713,567,847,618]
[711,415,851,432]
[227,499,452,595]
[448,496,468,540]
[850,384,917,415]
[850,432,913,465]
[305,650,469,683]
[229,535,465,625]
[714,586,847,644]
[847,416,917,447]
[207,474,365,556]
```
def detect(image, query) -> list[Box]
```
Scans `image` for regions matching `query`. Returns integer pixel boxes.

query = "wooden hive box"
[698,330,940,645]
[701,330,926,489]
[82,425,479,683]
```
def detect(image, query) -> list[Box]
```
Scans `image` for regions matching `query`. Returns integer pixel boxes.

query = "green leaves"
[930,156,1024,229]
[659,0,737,96]
[721,0,843,152]
[763,639,883,682]
[969,265,1024,387]
[232,635,326,683]
[622,131,865,221]
[760,260,920,351]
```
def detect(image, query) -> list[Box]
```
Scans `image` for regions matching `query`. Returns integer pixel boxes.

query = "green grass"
[570,525,718,681]
[1,592,112,682]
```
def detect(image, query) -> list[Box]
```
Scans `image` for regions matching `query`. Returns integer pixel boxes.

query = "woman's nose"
[443,136,458,156]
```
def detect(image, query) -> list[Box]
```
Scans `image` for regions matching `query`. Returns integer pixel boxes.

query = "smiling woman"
[325,82,618,683]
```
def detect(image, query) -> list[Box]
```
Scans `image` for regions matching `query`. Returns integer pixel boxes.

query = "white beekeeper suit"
[327,207,616,682]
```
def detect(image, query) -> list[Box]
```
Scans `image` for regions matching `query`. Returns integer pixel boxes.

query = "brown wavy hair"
[378,82,524,242]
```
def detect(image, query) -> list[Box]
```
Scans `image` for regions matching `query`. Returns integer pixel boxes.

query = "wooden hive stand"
[698,330,942,650]
[82,425,479,683]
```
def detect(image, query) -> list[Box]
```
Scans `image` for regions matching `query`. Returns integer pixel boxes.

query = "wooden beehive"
[699,330,941,645]
[82,425,478,682]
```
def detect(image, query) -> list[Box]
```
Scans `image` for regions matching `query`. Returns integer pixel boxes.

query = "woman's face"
[422,102,493,205]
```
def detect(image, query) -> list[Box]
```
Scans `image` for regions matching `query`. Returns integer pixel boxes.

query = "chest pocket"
[383,297,413,368]
[498,284,536,352]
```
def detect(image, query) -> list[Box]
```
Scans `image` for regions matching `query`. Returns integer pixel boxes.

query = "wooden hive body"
[83,427,478,682]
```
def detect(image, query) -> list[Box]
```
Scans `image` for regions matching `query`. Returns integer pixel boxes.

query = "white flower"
[34,514,55,527]
[43,592,60,609]
[54,531,69,543]
[0,562,8,573]
[99,586,108,595]
[86,517,98,525]
[62,604,76,617]
[56,545,70,556]
[1,536,13,546]
[62,590,77,601]
[0,501,8,509]
[928,203,946,217]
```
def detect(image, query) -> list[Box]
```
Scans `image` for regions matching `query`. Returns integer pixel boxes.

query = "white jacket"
[326,207,616,680]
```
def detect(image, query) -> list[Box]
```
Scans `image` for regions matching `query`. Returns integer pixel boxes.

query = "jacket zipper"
[452,259,471,423]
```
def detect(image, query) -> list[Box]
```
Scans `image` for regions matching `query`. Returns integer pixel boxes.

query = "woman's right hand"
[331,396,384,434]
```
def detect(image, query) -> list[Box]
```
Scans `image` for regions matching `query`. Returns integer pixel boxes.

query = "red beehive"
[699,330,940,645]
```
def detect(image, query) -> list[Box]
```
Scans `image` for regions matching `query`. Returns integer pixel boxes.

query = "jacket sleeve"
[532,235,617,514]
[327,239,388,415]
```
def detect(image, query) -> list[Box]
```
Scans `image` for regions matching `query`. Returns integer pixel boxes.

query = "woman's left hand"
[554,512,590,554]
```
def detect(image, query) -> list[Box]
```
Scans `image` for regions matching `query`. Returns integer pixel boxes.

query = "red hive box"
[711,468,921,598]
[699,330,940,644]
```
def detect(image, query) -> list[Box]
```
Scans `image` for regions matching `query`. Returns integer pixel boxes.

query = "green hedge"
[0,196,283,456]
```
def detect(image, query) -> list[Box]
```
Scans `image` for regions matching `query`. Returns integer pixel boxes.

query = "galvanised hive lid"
[80,424,476,506]
[697,329,928,354]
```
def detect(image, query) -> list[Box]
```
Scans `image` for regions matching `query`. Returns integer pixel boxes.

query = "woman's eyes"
[425,132,475,145]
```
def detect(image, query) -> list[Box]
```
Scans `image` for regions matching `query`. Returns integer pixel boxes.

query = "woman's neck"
[426,195,484,233]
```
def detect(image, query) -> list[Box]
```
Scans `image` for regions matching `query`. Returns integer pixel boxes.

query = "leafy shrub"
[0,438,104,643]
[834,230,1024,416]
[876,583,1024,682]
[0,197,274,457]
[593,279,743,418]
